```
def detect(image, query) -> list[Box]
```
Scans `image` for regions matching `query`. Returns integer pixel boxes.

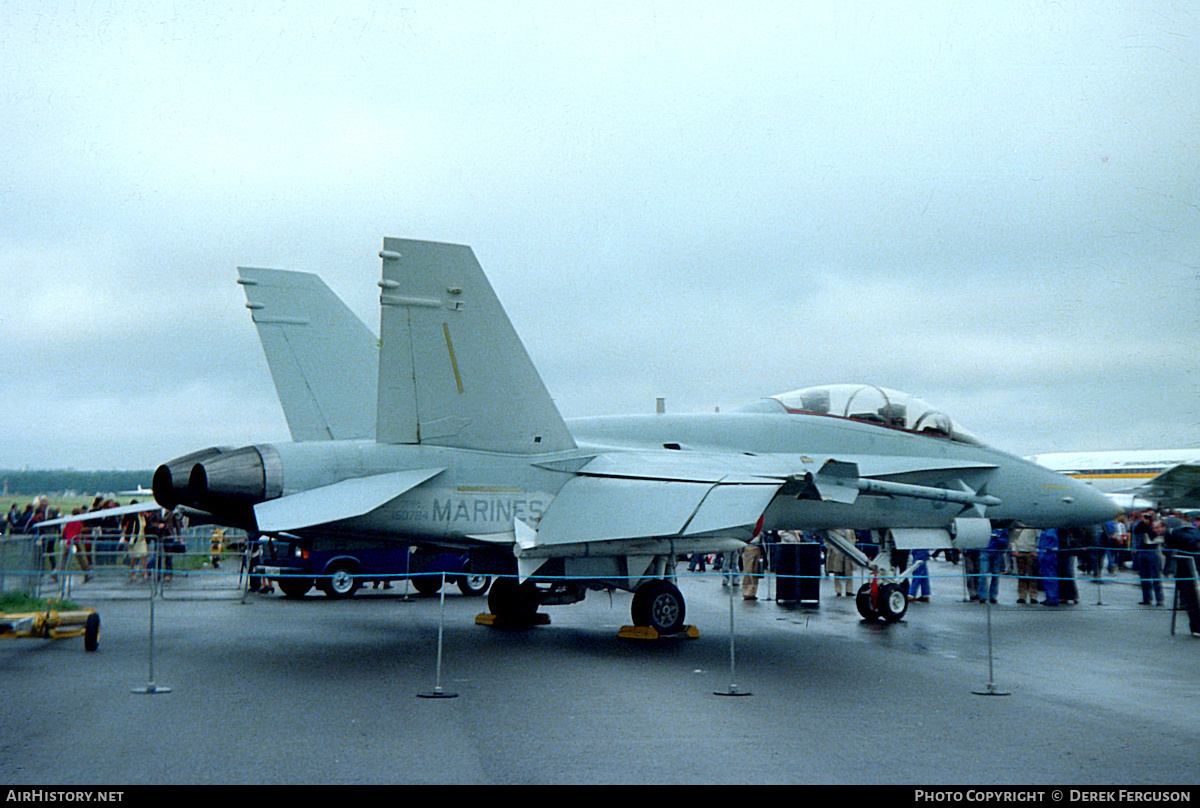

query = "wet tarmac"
[2,559,1198,785]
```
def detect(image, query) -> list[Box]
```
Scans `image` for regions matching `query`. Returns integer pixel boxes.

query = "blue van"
[253,535,491,599]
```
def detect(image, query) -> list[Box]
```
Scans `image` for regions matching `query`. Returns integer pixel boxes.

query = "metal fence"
[0,526,251,600]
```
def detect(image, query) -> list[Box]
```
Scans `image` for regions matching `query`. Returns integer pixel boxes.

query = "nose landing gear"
[856,580,908,623]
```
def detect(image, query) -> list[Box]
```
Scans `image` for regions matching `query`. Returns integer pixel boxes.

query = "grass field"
[0,590,80,613]
[5,493,143,520]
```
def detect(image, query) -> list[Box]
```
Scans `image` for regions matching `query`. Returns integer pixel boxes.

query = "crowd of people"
[6,492,1199,609]
[4,496,186,582]
[686,509,1200,609]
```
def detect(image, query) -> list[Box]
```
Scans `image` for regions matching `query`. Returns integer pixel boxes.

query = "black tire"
[277,577,314,598]
[320,561,360,598]
[84,612,100,653]
[856,583,879,621]
[877,582,908,623]
[412,574,443,596]
[488,577,540,622]
[631,579,686,635]
[457,573,492,597]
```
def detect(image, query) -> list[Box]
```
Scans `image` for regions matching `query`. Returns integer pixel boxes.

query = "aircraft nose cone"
[1067,477,1121,525]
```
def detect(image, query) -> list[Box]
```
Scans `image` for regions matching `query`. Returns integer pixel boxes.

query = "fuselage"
[568,412,1118,530]
[155,410,1118,548]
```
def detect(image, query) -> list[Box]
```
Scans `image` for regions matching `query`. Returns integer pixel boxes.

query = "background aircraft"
[1030,449,1200,511]
[152,238,1116,633]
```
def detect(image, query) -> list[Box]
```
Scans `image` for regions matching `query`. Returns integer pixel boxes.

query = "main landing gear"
[482,575,693,637]
[486,577,542,624]
[630,579,687,635]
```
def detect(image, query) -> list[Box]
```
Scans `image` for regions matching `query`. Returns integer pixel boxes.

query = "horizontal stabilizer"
[36,501,163,529]
[253,468,444,533]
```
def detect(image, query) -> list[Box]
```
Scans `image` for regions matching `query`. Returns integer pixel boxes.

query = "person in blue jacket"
[1038,528,1060,606]
[981,528,1010,604]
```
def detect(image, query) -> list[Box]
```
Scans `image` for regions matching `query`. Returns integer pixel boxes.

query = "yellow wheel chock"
[618,624,700,640]
[475,612,552,628]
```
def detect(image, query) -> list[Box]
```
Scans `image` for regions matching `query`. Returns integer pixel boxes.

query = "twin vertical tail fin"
[238,268,379,441]
[375,238,576,454]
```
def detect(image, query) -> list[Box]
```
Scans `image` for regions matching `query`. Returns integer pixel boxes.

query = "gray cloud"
[2,1,1197,469]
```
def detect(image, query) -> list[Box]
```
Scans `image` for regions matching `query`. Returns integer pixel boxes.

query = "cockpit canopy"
[740,384,985,446]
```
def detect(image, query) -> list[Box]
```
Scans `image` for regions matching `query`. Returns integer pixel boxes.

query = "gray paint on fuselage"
[567,412,1102,529]
[252,407,1109,548]
[267,439,561,543]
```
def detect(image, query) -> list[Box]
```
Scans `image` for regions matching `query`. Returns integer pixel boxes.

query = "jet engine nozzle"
[185,445,284,516]
[152,447,229,510]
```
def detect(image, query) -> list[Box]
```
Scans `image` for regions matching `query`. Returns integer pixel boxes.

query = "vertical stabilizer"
[238,267,378,441]
[376,238,576,454]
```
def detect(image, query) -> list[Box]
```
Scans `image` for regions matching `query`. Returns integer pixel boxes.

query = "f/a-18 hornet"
[153,238,1116,633]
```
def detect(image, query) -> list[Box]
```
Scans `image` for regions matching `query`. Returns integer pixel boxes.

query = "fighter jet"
[152,238,1117,632]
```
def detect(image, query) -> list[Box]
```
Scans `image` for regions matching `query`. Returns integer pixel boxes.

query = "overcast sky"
[2,1,1197,471]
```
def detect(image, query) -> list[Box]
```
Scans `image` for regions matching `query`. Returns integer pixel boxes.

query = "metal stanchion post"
[238,539,251,605]
[400,546,414,602]
[133,540,171,695]
[715,573,751,697]
[972,598,1009,697]
[1171,581,1180,636]
[762,540,773,602]
[59,545,72,601]
[419,572,457,699]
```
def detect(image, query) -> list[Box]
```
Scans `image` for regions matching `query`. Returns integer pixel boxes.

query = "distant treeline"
[1,470,153,498]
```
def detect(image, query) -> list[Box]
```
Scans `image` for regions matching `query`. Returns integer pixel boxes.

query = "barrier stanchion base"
[714,685,752,697]
[132,684,172,695]
[417,687,458,699]
[617,625,700,640]
[972,683,1010,697]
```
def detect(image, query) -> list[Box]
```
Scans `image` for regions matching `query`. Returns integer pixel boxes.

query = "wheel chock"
[617,625,700,640]
[475,612,551,628]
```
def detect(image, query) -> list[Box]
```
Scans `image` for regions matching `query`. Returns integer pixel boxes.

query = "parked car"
[252,536,491,599]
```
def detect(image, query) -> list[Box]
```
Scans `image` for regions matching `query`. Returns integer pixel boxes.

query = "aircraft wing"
[523,452,1001,552]
[534,474,779,547]
[1138,462,1200,509]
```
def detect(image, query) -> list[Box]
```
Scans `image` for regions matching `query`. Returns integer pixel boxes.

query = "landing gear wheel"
[84,612,100,652]
[856,582,908,622]
[877,582,908,623]
[457,573,492,597]
[412,574,442,596]
[278,577,313,598]
[631,579,686,635]
[320,562,360,598]
[856,583,878,621]
[488,578,540,623]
